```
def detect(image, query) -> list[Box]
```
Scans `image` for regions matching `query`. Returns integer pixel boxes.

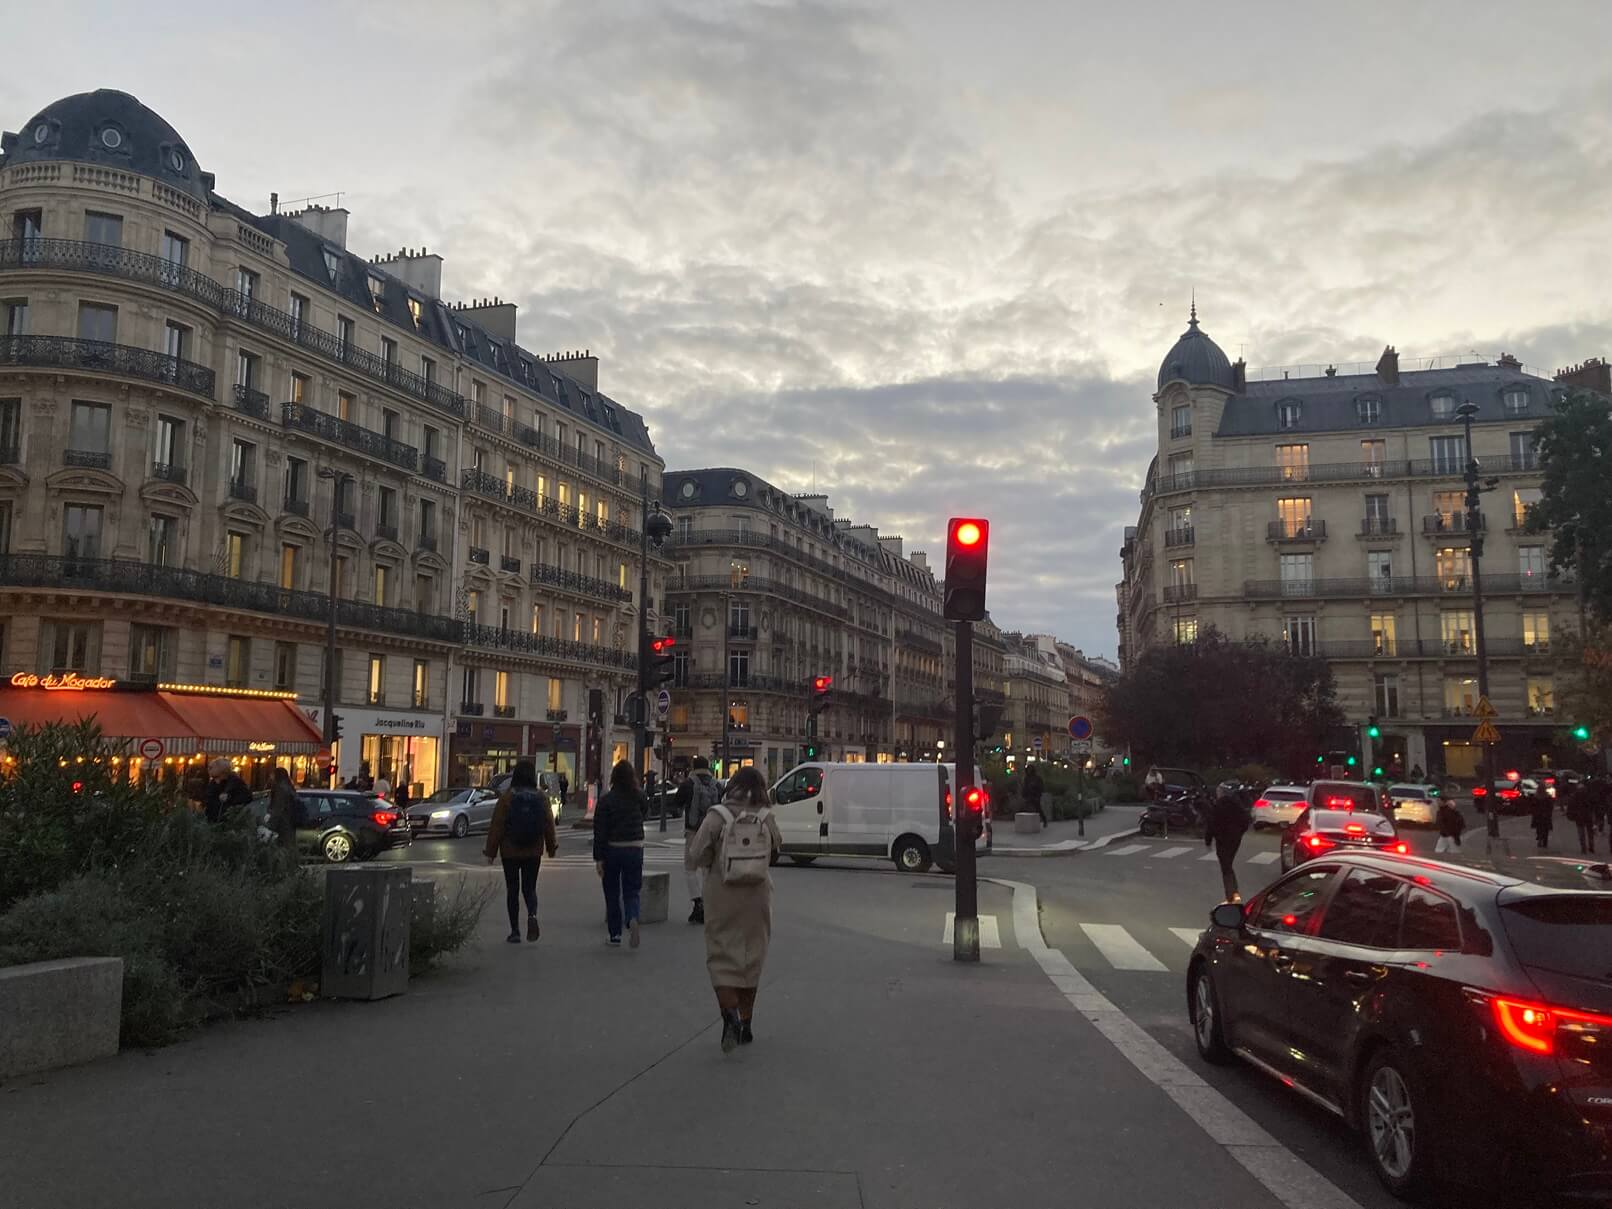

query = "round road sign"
[656,688,671,718]
[1069,715,1094,741]
[138,737,164,761]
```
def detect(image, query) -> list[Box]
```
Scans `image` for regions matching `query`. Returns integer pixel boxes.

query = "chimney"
[459,296,517,343]
[1231,357,1247,392]
[270,191,279,215]
[286,203,349,249]
[1376,345,1399,385]
[1497,352,1522,370]
[1324,364,1337,377]
[909,551,928,571]
[1555,357,1612,395]
[879,536,904,559]
[386,246,444,300]
[545,349,599,392]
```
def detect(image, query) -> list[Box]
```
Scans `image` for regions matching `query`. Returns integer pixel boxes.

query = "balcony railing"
[468,546,490,565]
[227,479,257,503]
[1266,519,1325,543]
[461,623,634,671]
[1244,572,1573,599]
[500,555,521,574]
[376,523,399,543]
[417,532,438,553]
[669,575,850,620]
[333,510,356,532]
[493,705,517,718]
[1142,453,1542,502]
[284,496,310,518]
[1,334,215,398]
[1359,517,1399,537]
[686,672,813,694]
[469,402,627,488]
[281,402,418,473]
[896,629,944,655]
[728,625,759,640]
[1423,512,1486,535]
[232,383,270,420]
[1169,424,1192,439]
[151,461,188,487]
[546,709,570,721]
[423,455,447,483]
[461,467,642,546]
[1163,526,1195,548]
[460,702,485,716]
[1161,583,1197,603]
[64,448,111,470]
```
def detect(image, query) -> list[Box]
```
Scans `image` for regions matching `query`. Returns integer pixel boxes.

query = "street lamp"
[1454,401,1502,841]
[316,467,354,783]
[632,498,674,775]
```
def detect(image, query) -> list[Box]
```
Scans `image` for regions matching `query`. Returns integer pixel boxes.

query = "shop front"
[525,722,582,787]
[448,718,525,788]
[305,706,443,798]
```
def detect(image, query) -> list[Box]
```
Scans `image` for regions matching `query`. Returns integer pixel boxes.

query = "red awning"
[155,694,323,755]
[0,688,196,752]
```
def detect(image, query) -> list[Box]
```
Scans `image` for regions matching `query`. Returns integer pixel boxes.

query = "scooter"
[1138,790,1206,837]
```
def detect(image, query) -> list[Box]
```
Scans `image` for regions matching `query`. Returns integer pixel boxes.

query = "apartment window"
[43,621,99,673]
[1443,676,1478,716]
[1527,677,1555,717]
[336,315,354,357]
[163,320,188,361]
[1512,487,1541,529]
[377,486,397,533]
[63,503,103,560]
[368,276,386,313]
[1275,497,1313,538]
[618,561,629,590]
[1275,444,1310,480]
[414,573,435,613]
[1371,613,1397,656]
[236,349,260,390]
[1283,615,1317,657]
[674,603,691,634]
[221,531,247,580]
[337,390,354,422]
[591,616,603,644]
[368,655,386,705]
[83,211,123,246]
[461,667,481,709]
[1374,673,1400,718]
[12,209,42,241]
[470,515,486,551]
[128,624,174,681]
[1166,451,1194,482]
[412,659,430,708]
[76,302,117,342]
[418,498,435,546]
[1428,436,1465,475]
[498,605,511,634]
[4,298,28,335]
[154,414,184,468]
[1170,404,1191,437]
[1357,397,1381,425]
[1510,431,1537,470]
[236,267,259,303]
[1435,546,1470,590]
[493,670,511,712]
[380,337,397,367]
[577,491,589,528]
[1519,546,1547,581]
[558,482,572,509]
[1522,611,1550,652]
[374,563,391,606]
[1431,490,1464,528]
[1168,558,1193,588]
[676,515,694,541]
[729,599,752,631]
[573,612,585,643]
[421,355,436,385]
[1173,616,1199,644]
[530,604,544,636]
[1361,439,1386,476]
[728,648,751,686]
[1166,503,1192,533]
[1430,393,1456,420]
[1364,494,1391,534]
[407,298,423,330]
[1441,611,1476,655]
[1503,388,1530,416]
[1279,553,1313,590]
[1277,400,1302,430]
[274,642,297,692]
[148,514,177,566]
[285,456,307,508]
[272,542,299,590]
[672,651,690,687]
[728,700,750,731]
[423,425,440,462]
[467,589,482,623]
[231,439,256,489]
[288,372,310,406]
[225,636,250,688]
[289,293,307,337]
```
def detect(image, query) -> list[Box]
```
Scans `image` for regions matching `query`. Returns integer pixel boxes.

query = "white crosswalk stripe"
[1198,850,1220,861]
[1080,923,1168,971]
[1104,843,1149,857]
[1151,845,1193,859]
[1249,851,1280,865]
[1169,927,1203,947]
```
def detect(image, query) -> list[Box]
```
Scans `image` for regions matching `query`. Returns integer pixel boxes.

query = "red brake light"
[1306,835,1332,850]
[1282,914,1298,927]
[1326,796,1353,808]
[1345,822,1366,834]
[372,810,398,827]
[1505,770,1520,783]
[1500,788,1520,800]
[1492,998,1557,1055]
[1472,786,1488,797]
[1394,842,1409,854]
[1253,798,1270,810]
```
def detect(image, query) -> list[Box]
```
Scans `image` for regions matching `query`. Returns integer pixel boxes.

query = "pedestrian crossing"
[1066,920,1210,975]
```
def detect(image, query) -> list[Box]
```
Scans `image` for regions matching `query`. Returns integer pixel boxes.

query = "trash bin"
[321,866,412,1000]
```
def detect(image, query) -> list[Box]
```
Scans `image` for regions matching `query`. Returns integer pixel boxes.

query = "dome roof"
[2,89,209,203]
[1156,304,1235,392]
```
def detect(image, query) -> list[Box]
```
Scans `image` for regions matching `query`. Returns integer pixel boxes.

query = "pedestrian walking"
[1434,797,1465,855]
[266,766,301,849]
[1409,764,1425,783]
[373,771,392,800]
[1204,781,1252,902]
[593,760,648,947]
[685,766,782,1053]
[676,756,722,923]
[484,759,559,944]
[1590,776,1612,844]
[1530,785,1555,850]
[394,781,410,814]
[557,770,569,807]
[203,758,251,823]
[1564,782,1596,855]
[1022,764,1046,827]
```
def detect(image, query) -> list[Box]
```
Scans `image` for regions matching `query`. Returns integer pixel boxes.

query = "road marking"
[942,912,1001,948]
[1199,850,1220,861]
[1079,923,1168,971]
[1080,827,1142,850]
[989,878,1364,1209]
[1169,927,1202,947]
[1249,851,1280,865]
[1104,843,1148,857]
[1151,845,1192,859]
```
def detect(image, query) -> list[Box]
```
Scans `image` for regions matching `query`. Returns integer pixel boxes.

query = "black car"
[1279,806,1407,870]
[1187,853,1612,1202]
[295,789,412,863]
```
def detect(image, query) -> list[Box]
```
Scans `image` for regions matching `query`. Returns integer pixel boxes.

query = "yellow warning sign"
[1473,697,1498,719]
[1472,720,1501,745]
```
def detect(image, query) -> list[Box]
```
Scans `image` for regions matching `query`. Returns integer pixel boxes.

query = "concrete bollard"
[0,957,123,1079]
[640,870,670,924]
[322,866,411,1000]
[1014,812,1043,834]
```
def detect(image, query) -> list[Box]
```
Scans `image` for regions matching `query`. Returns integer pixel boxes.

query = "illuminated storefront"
[305,706,443,797]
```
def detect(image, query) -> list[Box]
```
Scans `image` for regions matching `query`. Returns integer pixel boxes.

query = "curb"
[991,826,1141,857]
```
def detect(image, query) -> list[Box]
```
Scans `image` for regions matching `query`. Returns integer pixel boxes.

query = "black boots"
[739,1020,754,1046]
[720,1009,743,1053]
[688,899,705,924]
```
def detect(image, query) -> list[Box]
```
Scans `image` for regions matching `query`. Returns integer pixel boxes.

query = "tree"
[1530,387,1612,621]
[1098,627,1344,778]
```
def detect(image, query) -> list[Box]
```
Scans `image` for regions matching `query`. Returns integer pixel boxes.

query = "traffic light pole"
[1459,404,1501,843]
[953,619,978,963]
[633,511,651,776]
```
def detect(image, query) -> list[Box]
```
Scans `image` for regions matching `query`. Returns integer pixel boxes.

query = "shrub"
[411,876,494,974]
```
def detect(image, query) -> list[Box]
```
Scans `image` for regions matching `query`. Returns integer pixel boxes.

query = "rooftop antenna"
[1189,290,1198,327]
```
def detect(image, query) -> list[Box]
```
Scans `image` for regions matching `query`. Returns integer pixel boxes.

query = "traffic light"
[960,785,986,838]
[1121,755,1130,767]
[812,675,833,696]
[943,517,990,621]
[332,714,344,742]
[650,634,676,686]
[803,741,820,760]
[1572,723,1592,742]
[1316,754,1325,765]
[1372,766,1384,778]
[1346,755,1358,768]
[1366,717,1381,740]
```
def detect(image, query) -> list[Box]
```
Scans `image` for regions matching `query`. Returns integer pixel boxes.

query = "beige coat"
[685,795,782,988]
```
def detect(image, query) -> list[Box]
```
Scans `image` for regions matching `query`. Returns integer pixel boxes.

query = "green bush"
[1100,774,1144,802]
[411,875,494,974]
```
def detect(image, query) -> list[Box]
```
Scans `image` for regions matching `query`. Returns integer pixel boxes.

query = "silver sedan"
[407,786,497,838]
[1387,783,1440,827]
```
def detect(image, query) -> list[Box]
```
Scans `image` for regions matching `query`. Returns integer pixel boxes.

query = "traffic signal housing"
[650,634,677,687]
[960,785,986,839]
[943,517,990,621]
[1366,717,1381,740]
[803,740,820,760]
[332,714,344,742]
[812,675,833,696]
[1572,723,1592,742]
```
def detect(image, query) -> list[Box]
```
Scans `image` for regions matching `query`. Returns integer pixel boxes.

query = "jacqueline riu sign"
[9,671,119,692]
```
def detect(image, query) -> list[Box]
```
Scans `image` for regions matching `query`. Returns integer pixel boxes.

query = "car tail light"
[372,810,398,827]
[1393,842,1409,854]
[1500,788,1521,800]
[1473,786,1488,797]
[1486,996,1612,1056]
[1305,835,1333,851]
[1325,796,1353,807]
[1253,798,1270,811]
[1345,822,1366,834]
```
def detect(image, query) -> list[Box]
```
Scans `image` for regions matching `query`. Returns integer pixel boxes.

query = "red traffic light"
[944,517,990,621]
[812,676,833,693]
[963,787,984,814]
[651,635,677,654]
[954,520,983,547]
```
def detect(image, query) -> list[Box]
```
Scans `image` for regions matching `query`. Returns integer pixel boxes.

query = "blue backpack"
[506,788,545,847]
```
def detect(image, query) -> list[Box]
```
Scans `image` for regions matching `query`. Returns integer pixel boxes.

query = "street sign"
[138,738,164,761]
[1474,697,1498,719]
[656,688,671,719]
[1069,715,1093,741]
[1472,720,1501,745]
[1071,739,1093,754]
[0,716,10,742]
[1032,736,1043,752]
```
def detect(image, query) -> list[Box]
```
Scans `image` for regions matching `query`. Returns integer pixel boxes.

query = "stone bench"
[640,870,670,924]
[1014,812,1044,834]
[0,957,123,1079]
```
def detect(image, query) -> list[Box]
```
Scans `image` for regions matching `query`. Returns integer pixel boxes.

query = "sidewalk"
[991,803,1145,855]
[1432,810,1612,889]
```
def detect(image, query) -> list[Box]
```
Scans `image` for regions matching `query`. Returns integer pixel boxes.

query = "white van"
[768,762,990,874]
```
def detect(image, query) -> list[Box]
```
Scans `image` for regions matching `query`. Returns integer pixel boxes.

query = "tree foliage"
[1530,387,1612,621]
[1098,628,1344,778]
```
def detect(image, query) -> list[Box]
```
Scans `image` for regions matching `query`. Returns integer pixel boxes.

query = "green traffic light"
[1373,766,1384,777]
[1121,756,1130,767]
[1316,754,1324,764]
[1367,725,1381,739]
[1346,756,1358,767]
[1572,724,1591,741]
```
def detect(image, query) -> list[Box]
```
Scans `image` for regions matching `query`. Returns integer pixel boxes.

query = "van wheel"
[893,837,932,874]
[788,855,817,866]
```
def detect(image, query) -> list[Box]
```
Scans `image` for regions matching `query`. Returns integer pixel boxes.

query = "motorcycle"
[1138,789,1207,837]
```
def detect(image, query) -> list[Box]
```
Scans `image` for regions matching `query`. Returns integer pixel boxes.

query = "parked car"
[294,789,412,863]
[486,771,565,820]
[1143,766,1205,801]
[1186,853,1612,1202]
[1279,806,1407,870]
[407,786,497,838]
[1386,782,1440,827]
[1250,784,1307,829]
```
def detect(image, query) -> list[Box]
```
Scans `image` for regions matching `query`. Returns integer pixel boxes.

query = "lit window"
[367,275,385,312]
[1174,616,1198,644]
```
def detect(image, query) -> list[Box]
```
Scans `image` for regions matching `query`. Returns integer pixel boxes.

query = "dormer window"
[321,249,340,283]
[1277,400,1302,431]
[1503,387,1530,416]
[406,297,422,329]
[1356,397,1381,425]
[1430,393,1456,420]
[367,275,385,312]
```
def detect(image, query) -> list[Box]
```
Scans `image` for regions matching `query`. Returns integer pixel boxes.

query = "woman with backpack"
[484,760,560,944]
[593,760,648,947]
[685,766,783,1053]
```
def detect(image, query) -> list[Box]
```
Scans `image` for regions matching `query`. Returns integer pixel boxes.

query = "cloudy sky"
[10,0,1612,658]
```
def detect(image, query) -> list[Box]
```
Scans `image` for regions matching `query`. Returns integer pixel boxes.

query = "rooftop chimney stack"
[1231,357,1247,392]
[545,348,599,392]
[1376,345,1400,385]
[459,297,518,343]
[285,203,349,249]
[1554,357,1612,395]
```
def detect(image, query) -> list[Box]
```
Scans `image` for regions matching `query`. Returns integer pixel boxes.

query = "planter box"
[0,957,123,1079]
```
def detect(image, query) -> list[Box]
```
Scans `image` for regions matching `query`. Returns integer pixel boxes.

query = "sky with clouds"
[9,0,1612,658]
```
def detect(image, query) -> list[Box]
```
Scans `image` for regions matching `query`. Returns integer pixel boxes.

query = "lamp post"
[316,467,353,786]
[633,497,673,775]
[1454,401,1501,841]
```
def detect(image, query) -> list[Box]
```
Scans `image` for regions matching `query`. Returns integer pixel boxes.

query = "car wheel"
[1360,1048,1432,1199]
[1279,846,1291,872]
[1140,818,1160,837]
[788,855,817,866]
[322,831,354,863]
[1189,963,1231,1065]
[450,814,469,839]
[893,837,933,874]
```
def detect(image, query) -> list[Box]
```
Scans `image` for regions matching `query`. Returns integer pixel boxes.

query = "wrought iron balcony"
[284,496,310,518]
[227,478,257,503]
[281,402,418,472]
[728,625,759,640]
[459,623,635,671]
[460,702,485,716]
[462,466,509,502]
[376,523,399,543]
[417,532,438,553]
[1161,583,1197,603]
[895,629,944,655]
[1423,512,1486,535]
[500,555,521,574]
[151,461,188,487]
[1142,453,1543,502]
[0,237,228,306]
[333,510,356,532]
[1359,517,1399,537]
[493,704,517,718]
[686,672,811,694]
[0,443,18,465]
[1169,424,1192,439]
[468,546,490,565]
[64,448,111,470]
[1244,572,1572,600]
[530,561,633,602]
[232,383,270,419]
[1163,525,1195,548]
[547,709,570,721]
[423,455,447,483]
[1266,519,1325,543]
[1,334,215,397]
[669,574,850,620]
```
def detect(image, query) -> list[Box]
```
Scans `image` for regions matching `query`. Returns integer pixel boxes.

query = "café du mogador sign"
[10,672,119,692]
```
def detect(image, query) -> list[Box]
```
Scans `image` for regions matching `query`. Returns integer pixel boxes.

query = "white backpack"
[711,803,772,886]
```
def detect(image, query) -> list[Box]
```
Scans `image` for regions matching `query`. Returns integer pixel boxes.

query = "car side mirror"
[1210,902,1246,929]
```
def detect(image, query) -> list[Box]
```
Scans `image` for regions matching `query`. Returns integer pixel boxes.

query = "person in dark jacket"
[1022,764,1046,827]
[1434,797,1465,854]
[593,760,648,947]
[1589,776,1612,844]
[203,758,252,823]
[1530,785,1554,849]
[1563,783,1596,855]
[676,758,722,923]
[1204,782,1251,902]
[484,760,560,943]
[266,766,301,849]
